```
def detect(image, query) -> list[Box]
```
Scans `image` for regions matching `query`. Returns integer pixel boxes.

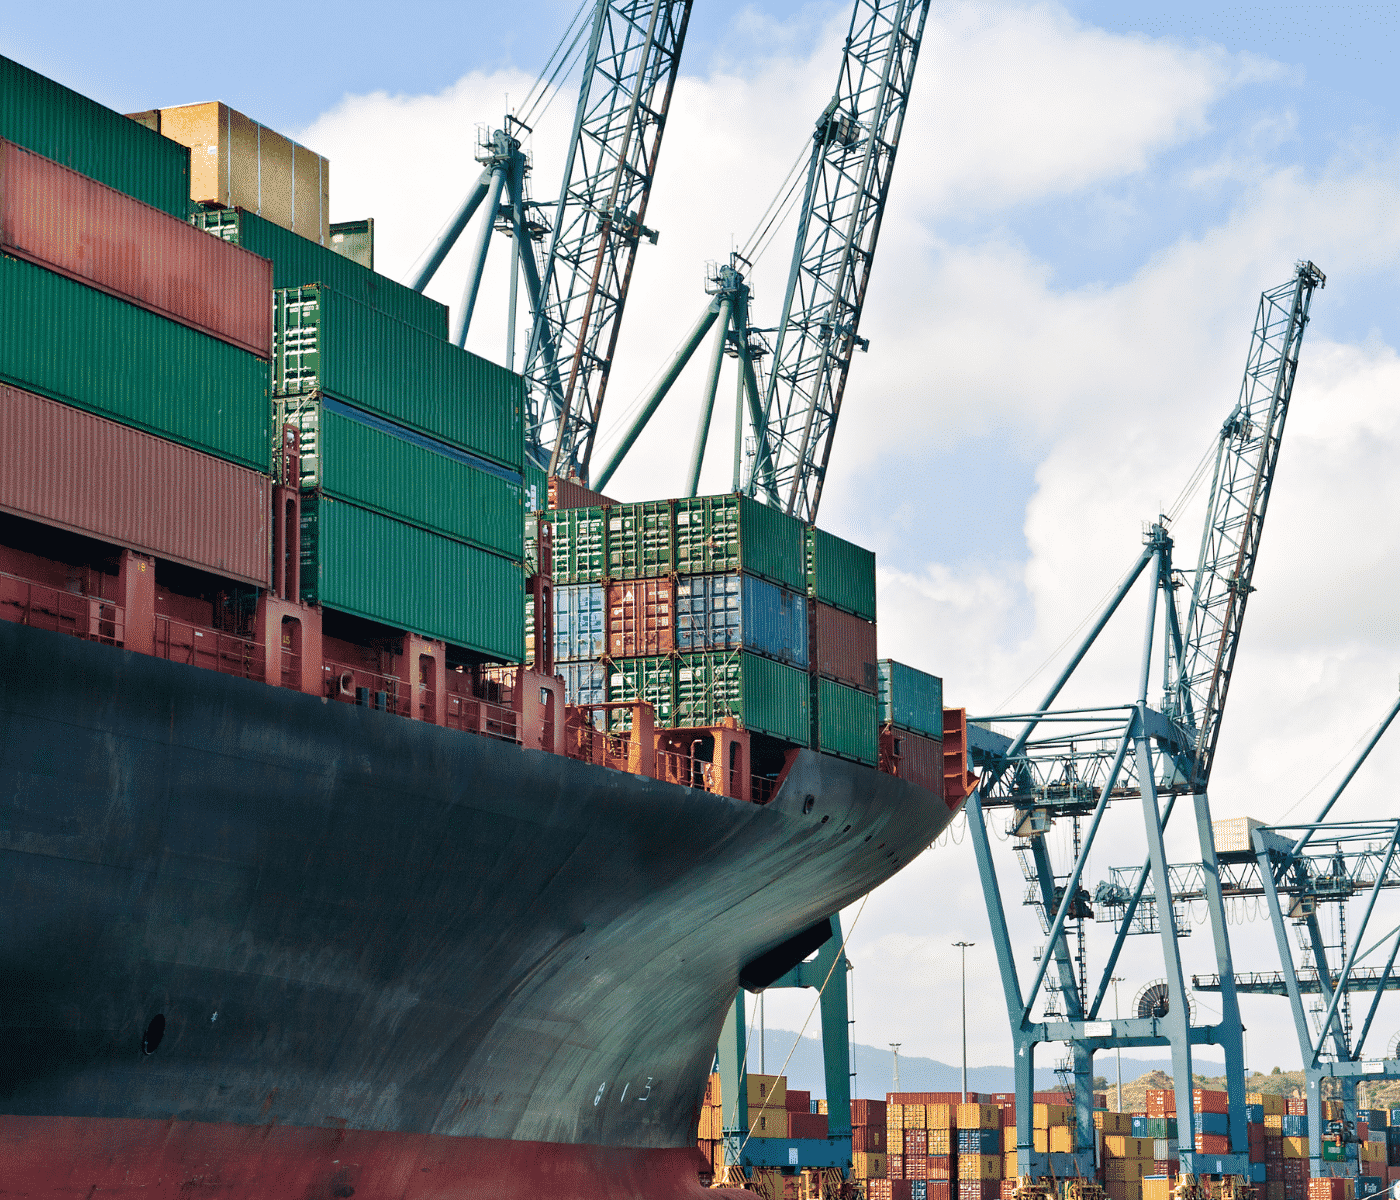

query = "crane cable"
[517,0,593,128]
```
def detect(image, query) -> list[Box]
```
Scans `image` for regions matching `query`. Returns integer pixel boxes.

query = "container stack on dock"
[697,1073,839,1199]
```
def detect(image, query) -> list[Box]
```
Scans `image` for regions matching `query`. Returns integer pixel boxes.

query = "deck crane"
[963,263,1325,1184]
[593,0,930,522]
[405,0,692,478]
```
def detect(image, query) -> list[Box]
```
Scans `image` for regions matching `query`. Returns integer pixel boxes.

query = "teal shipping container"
[675,494,806,591]
[279,396,522,560]
[878,659,943,740]
[807,525,877,622]
[549,506,606,584]
[301,496,524,662]
[273,284,523,471]
[524,461,550,513]
[197,210,447,339]
[674,651,810,746]
[606,656,676,731]
[815,677,879,765]
[1,253,268,471]
[1,55,190,219]
[606,500,674,579]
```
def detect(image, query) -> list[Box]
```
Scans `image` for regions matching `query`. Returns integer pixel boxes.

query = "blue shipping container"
[1132,1117,1148,1137]
[1249,1164,1266,1183]
[1193,1112,1229,1136]
[878,659,943,740]
[554,583,606,662]
[1356,1179,1383,1199]
[911,1184,927,1200]
[675,572,808,668]
[1246,1105,1264,1124]
[1281,1115,1307,1136]
[957,1129,1000,1153]
[560,662,607,707]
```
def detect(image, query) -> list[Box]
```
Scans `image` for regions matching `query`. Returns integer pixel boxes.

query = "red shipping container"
[880,726,946,799]
[1000,1107,1017,1128]
[905,1129,929,1157]
[891,1184,914,1200]
[1309,1182,1349,1200]
[889,1154,905,1180]
[854,1100,889,1127]
[960,1182,1001,1200]
[928,1156,954,1179]
[907,1156,928,1181]
[1196,1134,1230,1154]
[785,1089,811,1113]
[607,579,673,657]
[0,138,272,358]
[1147,1090,1176,1117]
[789,1112,827,1139]
[855,1126,887,1152]
[1286,1099,1308,1116]
[812,601,877,691]
[870,1183,893,1200]
[1001,1183,1017,1200]
[547,476,616,511]
[929,1184,952,1200]
[0,384,271,586]
[891,1093,981,1104]
[1193,1089,1228,1114]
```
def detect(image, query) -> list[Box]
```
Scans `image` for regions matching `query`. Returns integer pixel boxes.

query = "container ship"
[0,56,969,1198]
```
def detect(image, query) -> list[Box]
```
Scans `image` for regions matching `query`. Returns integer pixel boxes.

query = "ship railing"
[445,694,520,742]
[0,569,124,646]
[751,775,780,805]
[155,615,264,681]
[655,747,716,791]
[323,659,406,714]
[567,721,632,769]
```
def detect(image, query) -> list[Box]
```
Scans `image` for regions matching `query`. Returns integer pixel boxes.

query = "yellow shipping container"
[905,1105,927,1128]
[889,1104,906,1130]
[1247,1093,1286,1117]
[749,1108,788,1137]
[1103,1136,1153,1159]
[1004,1153,1021,1179]
[1264,1114,1283,1130]
[749,1075,787,1108]
[961,1154,1002,1181]
[852,1153,886,1180]
[928,1104,956,1129]
[959,1104,1001,1130]
[699,1106,720,1139]
[930,1129,953,1155]
[1360,1142,1385,1163]
[1049,1127,1076,1153]
[1034,1104,1072,1129]
[1034,1129,1048,1153]
[1003,1127,1017,1152]
[706,1073,722,1105]
[130,102,330,245]
[1282,1136,1308,1159]
[1143,1177,1173,1200]
[1105,1160,1145,1183]
[1096,1111,1133,1134]
[1107,1181,1144,1200]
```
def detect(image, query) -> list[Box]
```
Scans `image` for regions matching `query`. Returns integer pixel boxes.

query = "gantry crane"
[593,0,929,525]
[963,263,1324,1182]
[407,0,691,478]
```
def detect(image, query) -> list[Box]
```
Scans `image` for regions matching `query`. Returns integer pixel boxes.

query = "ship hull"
[0,620,955,1194]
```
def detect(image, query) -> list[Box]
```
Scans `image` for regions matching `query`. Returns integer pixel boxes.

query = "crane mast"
[528,0,692,479]
[1169,261,1326,789]
[752,0,930,522]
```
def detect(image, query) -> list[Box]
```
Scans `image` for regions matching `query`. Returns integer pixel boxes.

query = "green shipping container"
[0,254,268,470]
[524,461,550,513]
[675,651,810,745]
[273,285,523,471]
[878,659,943,740]
[197,210,447,339]
[606,656,675,731]
[301,496,524,662]
[606,500,674,579]
[807,525,877,622]
[1,55,190,219]
[280,397,522,560]
[816,677,879,765]
[675,494,805,591]
[550,506,606,584]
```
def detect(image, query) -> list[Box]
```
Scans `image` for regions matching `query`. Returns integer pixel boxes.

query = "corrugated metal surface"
[812,601,878,692]
[674,572,807,667]
[607,656,675,730]
[197,210,446,338]
[281,399,522,560]
[0,253,269,470]
[674,494,805,590]
[0,55,190,219]
[816,678,879,765]
[1,139,271,357]
[329,218,374,269]
[560,661,607,707]
[607,578,673,658]
[300,496,524,661]
[549,476,616,511]
[879,659,943,739]
[549,506,606,584]
[880,727,944,798]
[524,462,549,514]
[606,500,673,578]
[554,583,606,662]
[674,651,810,745]
[274,285,521,470]
[0,384,270,586]
[808,524,877,621]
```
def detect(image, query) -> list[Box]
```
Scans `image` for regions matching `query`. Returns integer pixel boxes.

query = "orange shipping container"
[927,1104,956,1129]
[959,1104,1000,1130]
[0,138,273,357]
[961,1155,1001,1181]
[851,1152,886,1179]
[608,579,673,657]
[0,385,270,587]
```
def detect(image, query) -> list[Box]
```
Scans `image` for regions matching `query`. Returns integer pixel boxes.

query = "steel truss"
[963,264,1324,1181]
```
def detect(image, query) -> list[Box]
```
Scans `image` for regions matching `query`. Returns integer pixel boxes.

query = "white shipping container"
[1213,817,1265,854]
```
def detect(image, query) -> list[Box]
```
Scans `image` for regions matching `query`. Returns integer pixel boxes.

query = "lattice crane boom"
[751,0,930,521]
[527,0,692,479]
[1171,261,1326,789]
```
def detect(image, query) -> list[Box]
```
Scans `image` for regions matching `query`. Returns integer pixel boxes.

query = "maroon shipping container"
[889,1093,980,1104]
[607,579,673,657]
[869,1182,893,1200]
[788,1112,827,1139]
[880,727,946,800]
[548,476,616,511]
[812,601,877,691]
[889,1154,904,1180]
[0,385,270,586]
[0,138,272,357]
[928,1156,954,1179]
[904,1129,928,1157]
[906,1155,928,1181]
[959,1182,1001,1200]
[785,1089,812,1114]
[854,1126,887,1153]
[929,1183,952,1200]
[890,1183,915,1200]
[853,1099,888,1127]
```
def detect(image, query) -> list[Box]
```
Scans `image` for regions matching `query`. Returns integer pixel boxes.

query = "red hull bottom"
[0,1116,745,1199]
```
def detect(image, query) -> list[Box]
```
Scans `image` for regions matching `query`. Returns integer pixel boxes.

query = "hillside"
[1103,1068,1400,1113]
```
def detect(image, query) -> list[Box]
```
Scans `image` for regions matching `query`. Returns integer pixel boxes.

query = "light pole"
[1111,976,1124,1112]
[954,942,974,1102]
[890,1043,902,1092]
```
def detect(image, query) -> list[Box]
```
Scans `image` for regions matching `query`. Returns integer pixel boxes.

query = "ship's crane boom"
[751,0,930,521]
[1170,262,1326,789]
[529,0,692,479]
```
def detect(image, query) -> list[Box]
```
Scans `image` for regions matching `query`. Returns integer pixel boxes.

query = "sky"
[10,1,1399,1084]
